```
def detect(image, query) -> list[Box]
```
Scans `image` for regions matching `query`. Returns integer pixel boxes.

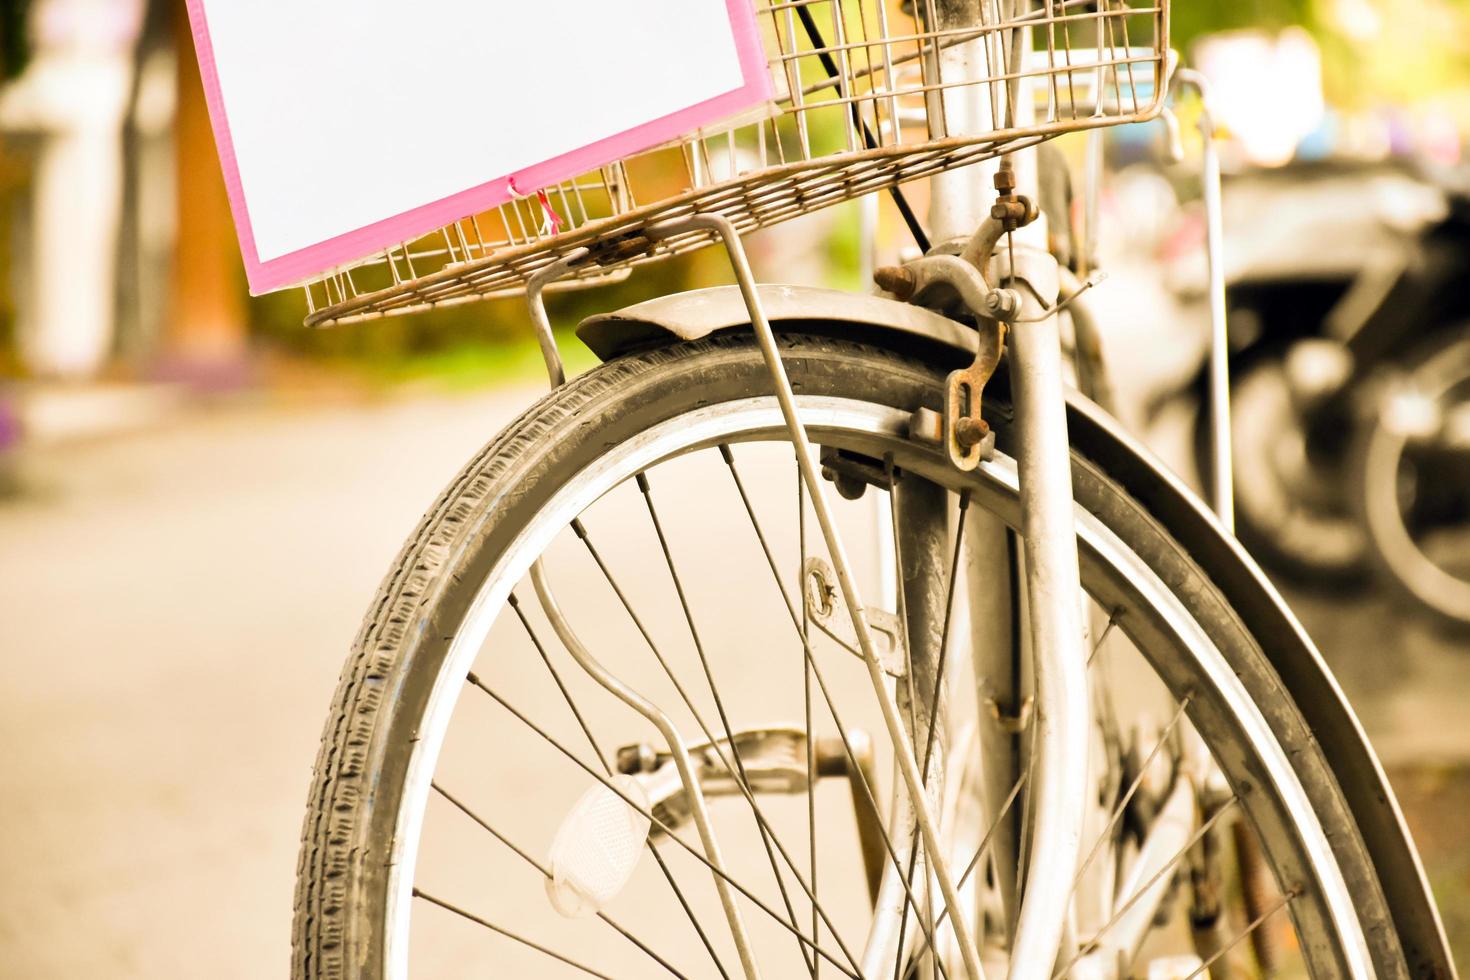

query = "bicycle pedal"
[545,774,651,918]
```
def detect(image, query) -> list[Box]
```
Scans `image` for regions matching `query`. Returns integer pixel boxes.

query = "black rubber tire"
[293,332,1412,979]
[1195,357,1369,586]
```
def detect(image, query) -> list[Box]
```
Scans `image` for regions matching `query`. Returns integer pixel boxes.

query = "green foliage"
[245,249,730,383]
[1170,0,1319,50]
[824,199,865,293]
[0,0,31,81]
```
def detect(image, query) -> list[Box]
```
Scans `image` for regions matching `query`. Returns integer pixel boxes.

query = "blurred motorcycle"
[1182,157,1470,628]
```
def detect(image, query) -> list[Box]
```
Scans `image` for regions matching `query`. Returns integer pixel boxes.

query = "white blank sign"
[187,0,770,292]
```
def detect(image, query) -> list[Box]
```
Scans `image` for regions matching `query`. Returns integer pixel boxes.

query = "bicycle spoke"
[916,490,970,779]
[648,841,733,980]
[893,485,970,980]
[505,593,732,979]
[1068,695,1193,898]
[508,593,608,769]
[634,473,818,974]
[1090,610,1125,842]
[1086,609,1120,667]
[908,739,1036,964]
[887,462,921,766]
[798,460,821,978]
[884,465,930,980]
[911,490,970,775]
[720,444,949,961]
[463,669,862,980]
[885,463,921,980]
[572,511,860,975]
[569,516,726,745]
[1013,673,1042,921]
[1051,798,1240,980]
[1182,888,1297,980]
[412,887,617,979]
[957,766,1032,914]
[431,782,687,979]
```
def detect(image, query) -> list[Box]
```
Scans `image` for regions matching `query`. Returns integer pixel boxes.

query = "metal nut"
[616,742,658,774]
[983,288,1020,319]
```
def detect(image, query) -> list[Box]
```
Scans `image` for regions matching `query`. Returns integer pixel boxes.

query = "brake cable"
[794,6,932,254]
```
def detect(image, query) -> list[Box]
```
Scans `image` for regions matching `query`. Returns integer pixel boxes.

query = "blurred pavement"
[0,385,536,977]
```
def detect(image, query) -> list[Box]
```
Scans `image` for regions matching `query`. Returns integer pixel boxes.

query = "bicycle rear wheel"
[294,332,1415,979]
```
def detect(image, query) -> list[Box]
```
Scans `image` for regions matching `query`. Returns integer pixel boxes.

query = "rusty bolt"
[993,166,1017,194]
[873,265,916,301]
[955,416,990,449]
[616,742,658,774]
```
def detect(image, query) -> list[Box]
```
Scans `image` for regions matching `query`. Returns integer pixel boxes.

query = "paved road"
[1,367,1465,976]
[0,387,537,978]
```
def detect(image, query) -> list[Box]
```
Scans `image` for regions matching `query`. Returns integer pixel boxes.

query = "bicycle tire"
[293,331,1424,979]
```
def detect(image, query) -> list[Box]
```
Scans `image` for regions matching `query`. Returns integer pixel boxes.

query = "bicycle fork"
[524,208,1092,979]
[1000,244,1092,978]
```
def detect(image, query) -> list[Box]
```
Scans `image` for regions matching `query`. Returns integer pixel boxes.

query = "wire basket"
[303,0,1168,327]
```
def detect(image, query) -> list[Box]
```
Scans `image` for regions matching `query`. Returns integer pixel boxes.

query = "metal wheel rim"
[383,394,1375,978]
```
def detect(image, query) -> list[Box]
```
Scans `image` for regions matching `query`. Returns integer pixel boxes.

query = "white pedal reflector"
[1147,955,1206,980]
[546,774,651,918]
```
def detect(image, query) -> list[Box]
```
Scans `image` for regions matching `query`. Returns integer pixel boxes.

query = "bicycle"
[289,2,1455,977]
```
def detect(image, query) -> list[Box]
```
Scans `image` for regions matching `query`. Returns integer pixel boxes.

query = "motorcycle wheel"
[1352,324,1470,631]
[1197,352,1369,585]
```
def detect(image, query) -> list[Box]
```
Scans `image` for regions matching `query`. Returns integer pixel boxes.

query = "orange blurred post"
[169,0,246,377]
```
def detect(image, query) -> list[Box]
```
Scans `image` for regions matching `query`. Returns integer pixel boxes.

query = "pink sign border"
[184,2,773,295]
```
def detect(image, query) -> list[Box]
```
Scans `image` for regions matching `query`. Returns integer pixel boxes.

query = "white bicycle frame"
[517,7,1230,979]
[915,17,1090,979]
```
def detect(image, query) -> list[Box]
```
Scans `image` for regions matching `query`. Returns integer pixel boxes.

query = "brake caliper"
[874,164,1036,470]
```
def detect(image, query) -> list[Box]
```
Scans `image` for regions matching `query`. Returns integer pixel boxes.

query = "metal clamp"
[875,205,1026,472]
[803,557,907,677]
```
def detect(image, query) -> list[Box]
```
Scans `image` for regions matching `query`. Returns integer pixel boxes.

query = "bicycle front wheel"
[294,332,1412,979]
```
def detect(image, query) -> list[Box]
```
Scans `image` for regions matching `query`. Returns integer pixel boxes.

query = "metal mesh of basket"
[303,0,1168,327]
